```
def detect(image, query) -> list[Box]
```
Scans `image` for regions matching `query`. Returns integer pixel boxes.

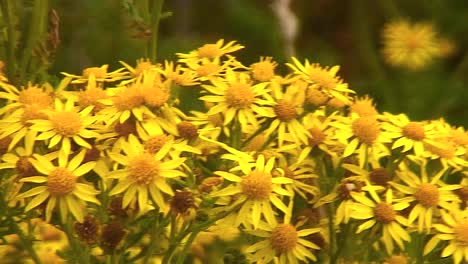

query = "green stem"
[0,0,17,81]
[174,230,200,264]
[149,0,164,62]
[64,217,90,264]
[328,203,337,264]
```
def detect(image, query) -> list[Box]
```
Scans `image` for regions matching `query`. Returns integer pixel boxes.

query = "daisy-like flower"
[381,113,441,157]
[107,134,187,213]
[286,58,355,105]
[265,78,310,147]
[15,150,100,222]
[391,159,461,233]
[62,64,128,84]
[349,95,379,117]
[29,99,100,156]
[245,217,322,264]
[381,20,440,70]
[120,58,158,79]
[351,188,411,254]
[424,209,468,264]
[250,56,278,82]
[0,82,53,117]
[211,154,293,229]
[424,135,468,170]
[157,61,199,86]
[177,39,244,64]
[200,69,275,129]
[62,74,108,114]
[333,114,392,168]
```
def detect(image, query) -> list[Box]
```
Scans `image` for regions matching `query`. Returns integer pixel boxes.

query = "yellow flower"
[350,95,379,117]
[211,154,293,229]
[381,20,440,70]
[177,39,244,64]
[120,58,158,78]
[265,78,310,147]
[107,134,187,213]
[0,82,53,118]
[286,58,355,104]
[15,150,99,222]
[29,99,100,156]
[424,209,468,264]
[351,188,410,254]
[391,159,461,233]
[157,61,199,86]
[245,216,322,264]
[250,56,278,82]
[200,69,275,129]
[62,64,128,84]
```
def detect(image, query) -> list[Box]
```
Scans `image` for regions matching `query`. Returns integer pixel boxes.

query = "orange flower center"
[78,88,107,111]
[20,105,48,125]
[18,87,53,107]
[241,170,272,200]
[250,58,277,82]
[197,44,222,58]
[306,88,328,106]
[308,126,326,147]
[274,99,297,122]
[307,65,338,90]
[352,117,380,145]
[374,202,396,224]
[127,153,160,185]
[270,224,298,254]
[402,122,425,141]
[144,135,170,154]
[350,97,378,117]
[226,83,254,109]
[112,87,144,111]
[196,63,220,77]
[50,111,82,137]
[414,183,440,207]
[454,221,468,245]
[47,168,76,196]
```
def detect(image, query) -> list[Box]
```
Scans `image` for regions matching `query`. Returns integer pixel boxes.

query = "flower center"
[112,87,144,111]
[414,183,440,207]
[308,127,326,147]
[226,83,254,109]
[374,202,396,224]
[352,117,380,145]
[177,122,199,140]
[270,224,298,254]
[250,58,277,82]
[307,65,338,90]
[327,97,346,109]
[241,170,273,200]
[83,67,107,79]
[196,63,220,77]
[144,135,170,154]
[20,105,48,125]
[350,97,378,117]
[134,59,154,76]
[274,99,297,122]
[47,168,76,196]
[369,168,392,186]
[306,88,328,106]
[402,122,425,141]
[449,129,468,146]
[143,85,170,108]
[197,44,222,58]
[16,156,38,177]
[170,190,196,215]
[79,88,107,111]
[127,153,160,185]
[337,180,364,200]
[18,86,53,107]
[454,221,468,245]
[50,111,82,137]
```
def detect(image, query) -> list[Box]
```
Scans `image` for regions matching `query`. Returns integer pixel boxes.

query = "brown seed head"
[177,122,199,140]
[414,183,440,207]
[373,202,396,224]
[47,168,76,196]
[274,99,297,122]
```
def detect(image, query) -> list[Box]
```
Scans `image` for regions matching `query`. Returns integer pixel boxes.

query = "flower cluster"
[0,39,466,263]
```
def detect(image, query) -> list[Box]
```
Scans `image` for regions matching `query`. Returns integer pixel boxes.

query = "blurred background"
[3,0,468,126]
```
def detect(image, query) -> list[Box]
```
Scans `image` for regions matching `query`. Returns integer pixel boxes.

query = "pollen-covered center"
[308,127,326,147]
[50,111,82,136]
[251,58,277,82]
[197,44,222,58]
[352,117,380,145]
[144,85,170,108]
[18,87,53,107]
[450,129,468,146]
[144,135,170,154]
[112,87,144,111]
[307,65,338,90]
[79,88,107,110]
[47,167,76,196]
[374,202,396,224]
[274,99,297,122]
[402,122,425,141]
[134,60,154,76]
[414,183,440,207]
[350,97,378,117]
[226,83,254,109]
[306,88,329,106]
[454,221,468,245]
[270,224,298,254]
[83,67,107,79]
[127,153,160,185]
[241,170,273,200]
